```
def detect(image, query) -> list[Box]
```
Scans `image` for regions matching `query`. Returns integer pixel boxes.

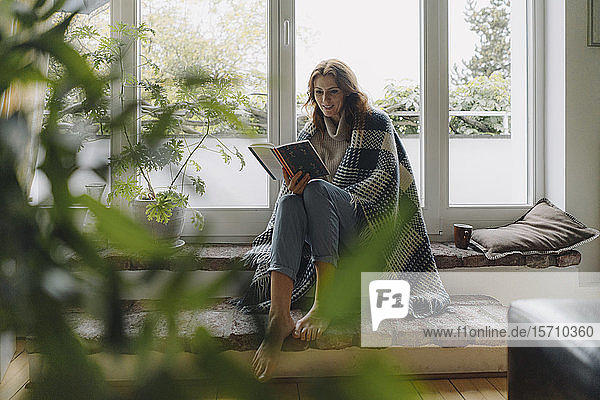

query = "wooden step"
[27,295,508,354]
[21,344,507,385]
[9,295,509,393]
[4,349,507,398]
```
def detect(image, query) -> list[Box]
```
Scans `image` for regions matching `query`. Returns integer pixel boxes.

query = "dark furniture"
[508,298,600,399]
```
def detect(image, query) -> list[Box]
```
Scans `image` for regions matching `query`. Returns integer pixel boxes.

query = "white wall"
[564,0,600,274]
[545,0,566,209]
[440,269,600,306]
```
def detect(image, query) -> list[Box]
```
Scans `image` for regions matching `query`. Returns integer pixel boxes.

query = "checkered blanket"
[235,108,450,318]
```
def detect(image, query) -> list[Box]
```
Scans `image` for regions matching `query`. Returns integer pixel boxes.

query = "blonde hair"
[304,59,369,135]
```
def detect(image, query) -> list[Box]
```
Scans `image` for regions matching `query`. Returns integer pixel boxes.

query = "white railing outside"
[386,110,511,136]
[30,109,523,208]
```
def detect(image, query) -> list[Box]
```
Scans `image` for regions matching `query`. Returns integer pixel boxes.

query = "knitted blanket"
[237,108,450,318]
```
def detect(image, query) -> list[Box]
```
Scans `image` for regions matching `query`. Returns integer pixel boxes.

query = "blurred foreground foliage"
[0,1,421,399]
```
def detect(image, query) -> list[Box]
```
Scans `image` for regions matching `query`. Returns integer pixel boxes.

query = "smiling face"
[313,74,345,122]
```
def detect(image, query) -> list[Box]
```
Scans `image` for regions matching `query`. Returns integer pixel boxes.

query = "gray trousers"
[268,179,361,281]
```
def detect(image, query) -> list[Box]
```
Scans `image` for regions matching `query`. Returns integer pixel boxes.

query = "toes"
[253,348,266,378]
[300,327,307,341]
[253,357,262,376]
[303,327,311,341]
[295,319,327,341]
[253,361,260,377]
[294,322,305,340]
[255,360,265,379]
[257,360,271,382]
[313,328,319,341]
[313,328,321,340]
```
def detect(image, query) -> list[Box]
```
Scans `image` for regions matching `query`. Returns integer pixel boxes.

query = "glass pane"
[140,0,269,208]
[31,4,111,205]
[449,0,527,205]
[295,0,422,200]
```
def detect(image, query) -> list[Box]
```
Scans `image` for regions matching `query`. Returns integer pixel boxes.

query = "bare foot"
[252,314,295,382]
[293,304,330,341]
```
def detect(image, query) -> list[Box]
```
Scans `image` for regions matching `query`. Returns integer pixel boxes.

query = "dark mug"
[453,224,473,249]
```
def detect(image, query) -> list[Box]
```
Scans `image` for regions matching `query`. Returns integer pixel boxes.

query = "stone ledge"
[97,243,580,271]
[25,295,508,354]
[96,244,253,271]
[430,243,580,269]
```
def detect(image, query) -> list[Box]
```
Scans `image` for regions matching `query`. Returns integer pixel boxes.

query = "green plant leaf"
[107,176,143,204]
[144,191,188,224]
[190,176,206,196]
[191,210,205,231]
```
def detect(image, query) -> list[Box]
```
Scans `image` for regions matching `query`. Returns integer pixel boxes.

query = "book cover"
[248,140,329,180]
[275,140,329,178]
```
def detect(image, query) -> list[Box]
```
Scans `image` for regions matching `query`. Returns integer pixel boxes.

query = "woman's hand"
[284,170,310,195]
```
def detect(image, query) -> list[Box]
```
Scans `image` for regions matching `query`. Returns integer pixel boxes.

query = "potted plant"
[107,99,248,246]
[57,21,253,245]
[107,35,252,245]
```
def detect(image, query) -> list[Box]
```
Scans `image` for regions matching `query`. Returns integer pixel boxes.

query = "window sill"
[87,243,580,271]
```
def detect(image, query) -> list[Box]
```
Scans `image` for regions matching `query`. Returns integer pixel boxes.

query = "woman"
[239,59,449,381]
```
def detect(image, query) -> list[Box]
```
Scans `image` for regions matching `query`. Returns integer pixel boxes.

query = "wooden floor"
[0,341,27,400]
[216,377,508,400]
[1,341,508,400]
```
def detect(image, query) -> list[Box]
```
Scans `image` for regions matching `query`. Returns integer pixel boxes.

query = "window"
[433,0,542,239]
[31,2,111,206]
[292,0,541,239]
[48,0,543,242]
[448,0,528,206]
[140,0,270,208]
[295,0,422,199]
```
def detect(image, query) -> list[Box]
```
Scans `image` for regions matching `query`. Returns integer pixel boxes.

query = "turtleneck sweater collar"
[323,109,351,142]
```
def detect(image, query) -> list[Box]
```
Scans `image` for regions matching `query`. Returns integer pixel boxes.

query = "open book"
[248,140,330,180]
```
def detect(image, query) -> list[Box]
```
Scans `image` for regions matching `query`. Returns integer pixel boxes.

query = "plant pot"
[132,198,185,247]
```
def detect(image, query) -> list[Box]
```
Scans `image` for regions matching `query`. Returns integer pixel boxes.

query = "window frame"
[191,0,289,243]
[108,0,545,243]
[109,0,284,243]
[422,0,545,241]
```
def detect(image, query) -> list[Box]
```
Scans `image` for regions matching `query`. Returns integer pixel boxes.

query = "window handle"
[283,19,290,46]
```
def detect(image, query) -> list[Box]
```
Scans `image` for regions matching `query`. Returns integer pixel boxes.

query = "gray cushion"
[471,198,599,260]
